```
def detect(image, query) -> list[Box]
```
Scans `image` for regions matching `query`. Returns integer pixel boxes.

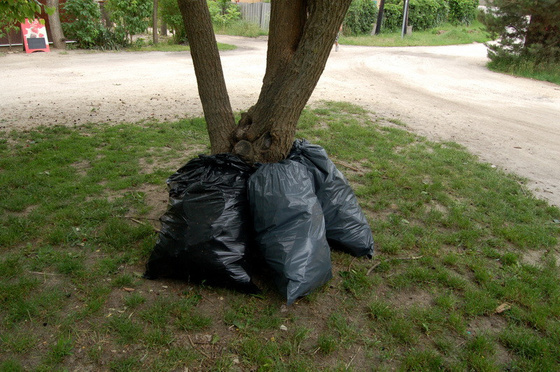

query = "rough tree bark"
[178,0,352,163]
[177,0,237,154]
[46,0,66,49]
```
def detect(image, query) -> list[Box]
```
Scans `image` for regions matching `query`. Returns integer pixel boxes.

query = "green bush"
[105,0,152,44]
[208,0,241,29]
[62,0,143,49]
[447,0,478,25]
[382,3,403,32]
[382,0,448,32]
[62,0,105,49]
[159,0,241,43]
[159,0,186,43]
[344,0,378,36]
[408,0,448,30]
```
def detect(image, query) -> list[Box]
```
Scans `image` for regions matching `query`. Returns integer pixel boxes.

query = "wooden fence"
[238,2,271,30]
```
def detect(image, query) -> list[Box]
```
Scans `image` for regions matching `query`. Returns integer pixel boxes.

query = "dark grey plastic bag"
[289,139,374,258]
[144,154,259,294]
[247,160,332,305]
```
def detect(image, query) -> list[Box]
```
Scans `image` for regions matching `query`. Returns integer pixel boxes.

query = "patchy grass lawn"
[1,102,559,371]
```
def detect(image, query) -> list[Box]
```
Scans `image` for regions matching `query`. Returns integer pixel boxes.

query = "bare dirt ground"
[1,35,559,207]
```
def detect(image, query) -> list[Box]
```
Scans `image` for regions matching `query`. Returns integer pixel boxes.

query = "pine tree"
[484,0,559,64]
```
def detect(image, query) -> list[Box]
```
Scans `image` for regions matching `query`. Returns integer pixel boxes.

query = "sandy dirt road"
[1,35,559,206]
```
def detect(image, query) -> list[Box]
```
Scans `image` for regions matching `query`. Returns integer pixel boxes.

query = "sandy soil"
[1,35,559,207]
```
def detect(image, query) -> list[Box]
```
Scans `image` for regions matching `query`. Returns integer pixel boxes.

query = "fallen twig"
[346,346,361,369]
[187,335,212,359]
[333,160,362,173]
[366,255,424,275]
[113,216,160,233]
[348,257,356,272]
[116,216,160,221]
[29,271,60,276]
[366,262,381,276]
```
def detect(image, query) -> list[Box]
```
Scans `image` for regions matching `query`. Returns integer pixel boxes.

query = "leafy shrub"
[408,0,448,30]
[62,0,105,49]
[414,0,448,30]
[344,0,378,36]
[447,0,478,25]
[62,0,133,49]
[105,0,152,44]
[159,0,186,43]
[208,0,241,29]
[382,3,403,32]
[159,0,241,43]
[383,0,448,32]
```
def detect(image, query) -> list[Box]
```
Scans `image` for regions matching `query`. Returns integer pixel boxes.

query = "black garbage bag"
[288,139,374,258]
[144,154,259,294]
[247,160,332,305]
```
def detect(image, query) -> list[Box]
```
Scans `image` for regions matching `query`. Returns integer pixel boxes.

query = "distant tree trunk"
[46,0,66,49]
[152,0,158,44]
[178,0,353,163]
[375,0,386,35]
[100,1,112,29]
[160,21,167,36]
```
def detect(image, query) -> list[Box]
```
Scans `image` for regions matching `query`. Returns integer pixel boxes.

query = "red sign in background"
[21,19,50,53]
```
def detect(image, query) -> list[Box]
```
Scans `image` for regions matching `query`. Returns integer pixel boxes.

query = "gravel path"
[1,35,559,206]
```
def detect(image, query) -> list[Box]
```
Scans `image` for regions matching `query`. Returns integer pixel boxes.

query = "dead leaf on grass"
[495,303,511,314]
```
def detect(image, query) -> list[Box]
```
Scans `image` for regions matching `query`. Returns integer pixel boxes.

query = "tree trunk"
[177,0,237,154]
[46,0,66,49]
[178,0,353,163]
[152,0,158,45]
[100,1,112,29]
[375,0,386,35]
[160,21,167,36]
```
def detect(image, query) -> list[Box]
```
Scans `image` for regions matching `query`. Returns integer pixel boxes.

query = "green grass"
[126,41,236,52]
[341,21,491,47]
[488,58,560,85]
[214,20,268,38]
[1,102,559,370]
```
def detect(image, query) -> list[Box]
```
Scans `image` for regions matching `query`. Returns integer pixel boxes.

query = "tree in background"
[61,0,105,49]
[177,0,353,162]
[46,0,66,49]
[344,0,378,36]
[0,0,42,23]
[105,0,153,44]
[152,0,158,44]
[207,0,241,30]
[159,0,186,43]
[0,0,42,47]
[484,0,559,65]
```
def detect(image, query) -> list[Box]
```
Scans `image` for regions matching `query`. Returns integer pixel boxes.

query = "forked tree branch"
[177,0,236,154]
[235,0,352,163]
[179,0,352,162]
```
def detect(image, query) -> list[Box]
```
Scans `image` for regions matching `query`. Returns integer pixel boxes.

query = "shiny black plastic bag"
[288,139,374,258]
[144,154,259,294]
[247,160,332,305]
